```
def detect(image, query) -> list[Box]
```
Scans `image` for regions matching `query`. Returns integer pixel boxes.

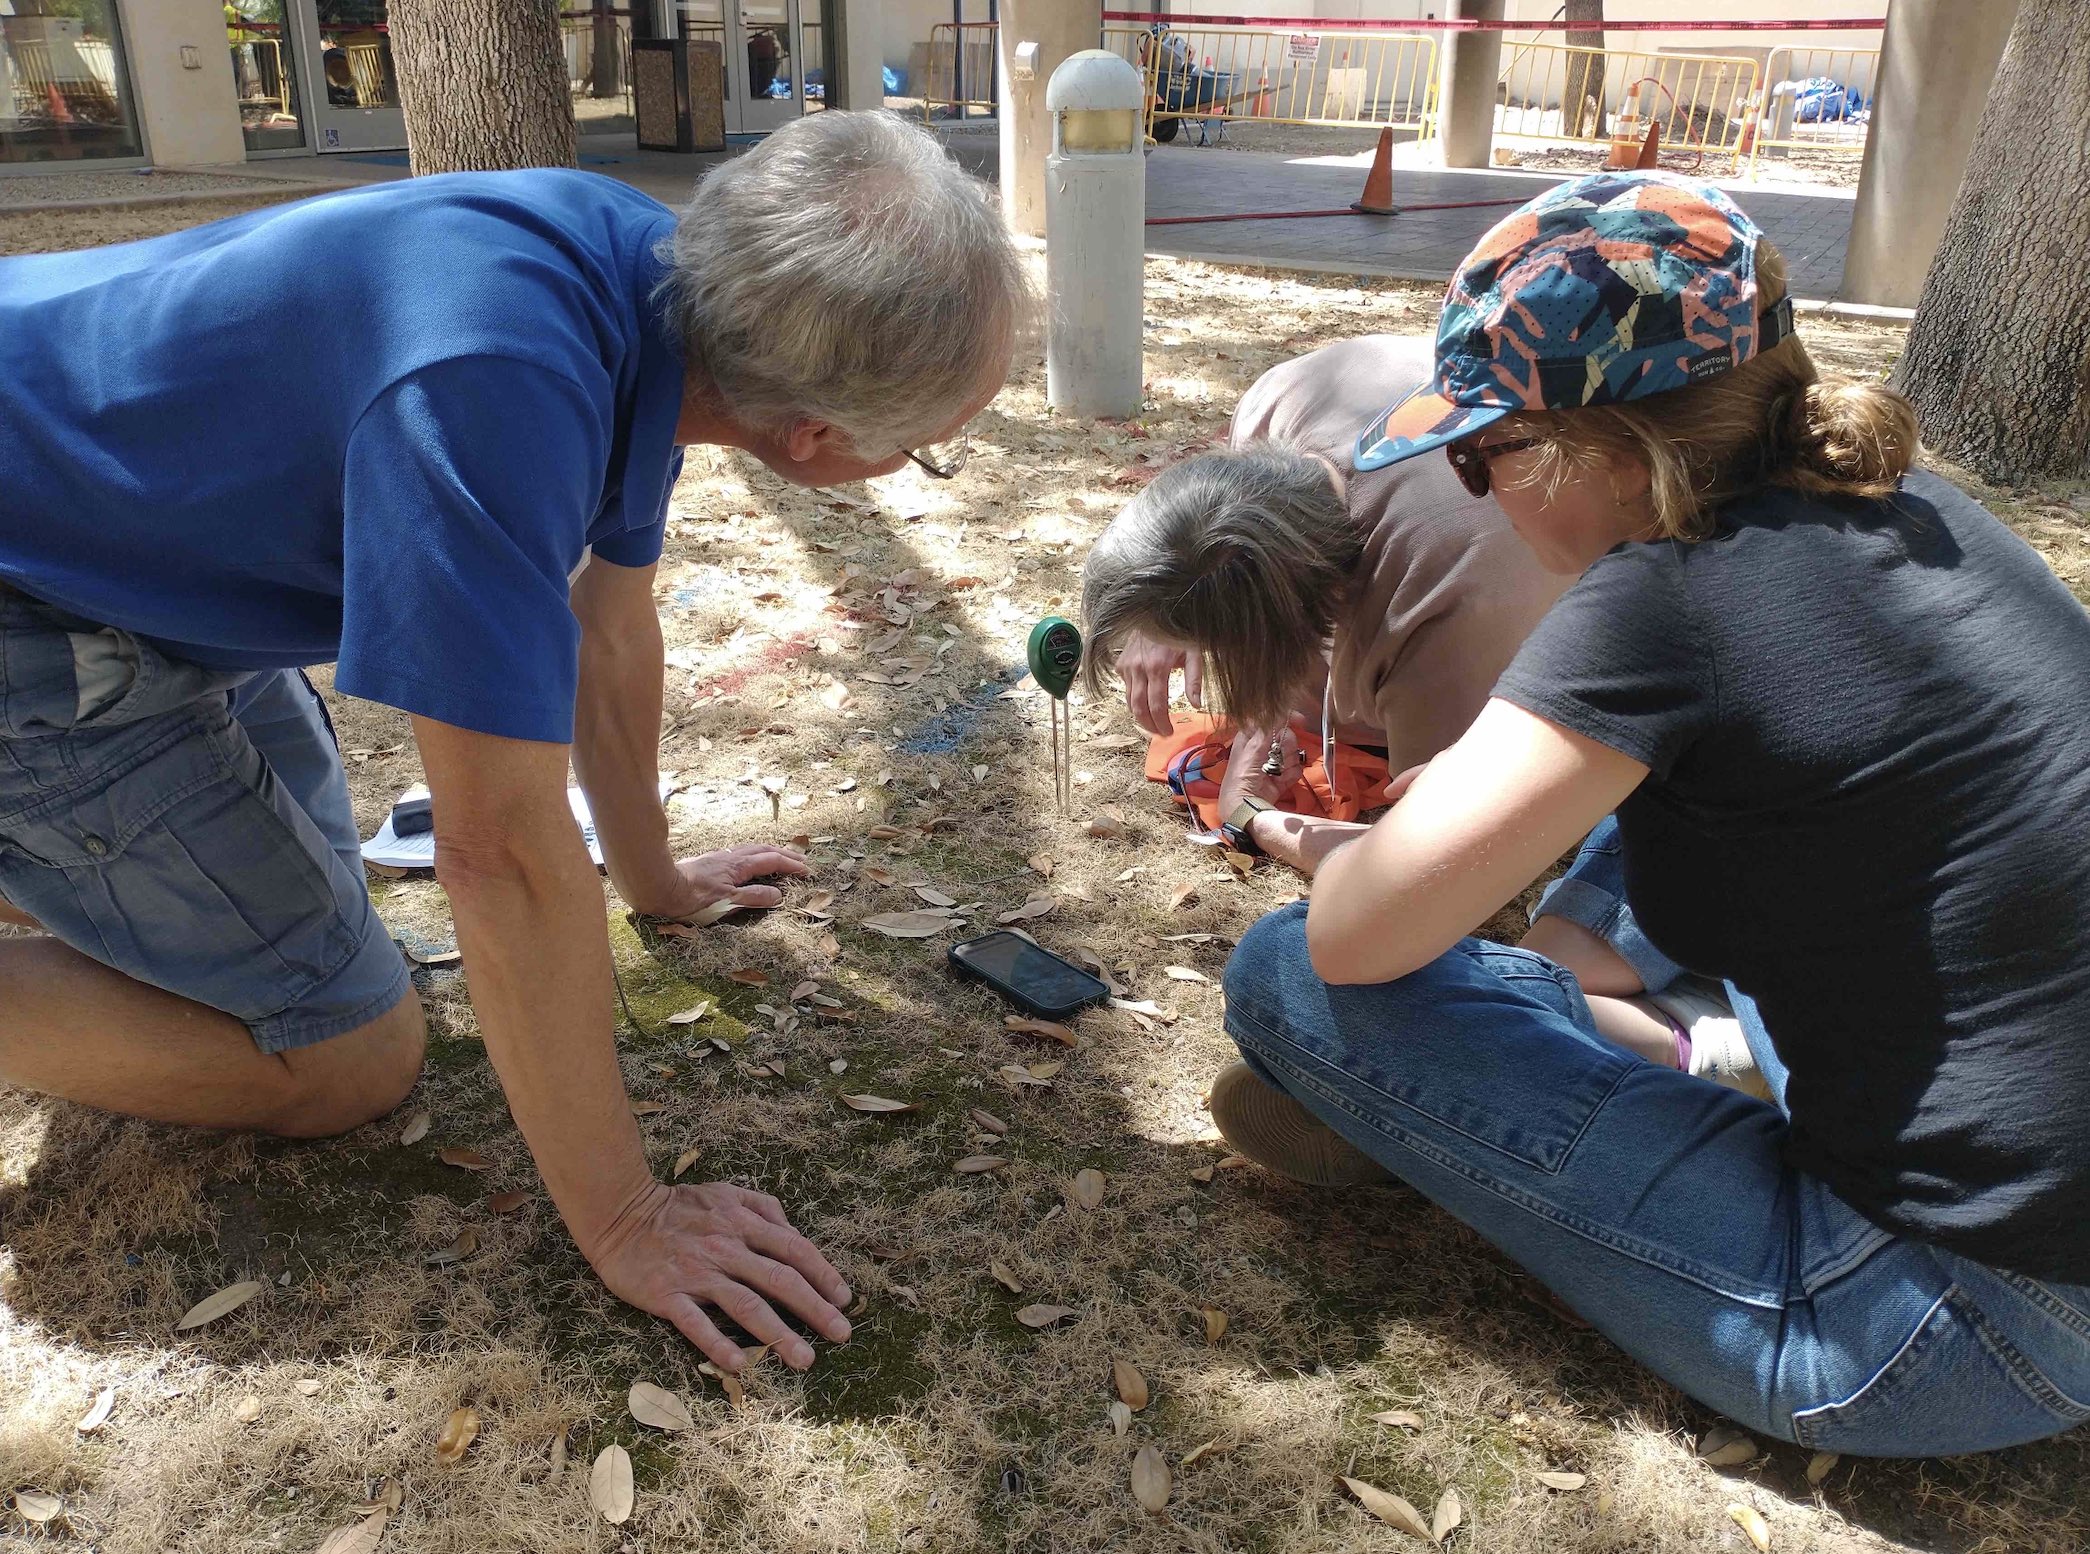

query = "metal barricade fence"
[919,20,998,122]
[561,9,634,120]
[1494,39,1759,169]
[1102,23,1436,144]
[1748,43,1878,176]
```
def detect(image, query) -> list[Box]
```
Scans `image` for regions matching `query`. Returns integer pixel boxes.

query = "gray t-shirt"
[1496,470,2090,1281]
[1232,335,1567,771]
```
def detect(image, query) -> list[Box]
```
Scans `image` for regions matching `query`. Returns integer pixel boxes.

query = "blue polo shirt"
[0,169,687,742]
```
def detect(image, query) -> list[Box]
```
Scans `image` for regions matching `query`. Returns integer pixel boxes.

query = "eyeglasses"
[906,433,973,481]
[1445,434,1544,499]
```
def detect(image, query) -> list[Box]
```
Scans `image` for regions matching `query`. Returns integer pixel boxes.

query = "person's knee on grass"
[263,986,428,1141]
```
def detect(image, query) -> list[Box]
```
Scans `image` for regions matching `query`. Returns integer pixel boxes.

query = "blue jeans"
[0,590,410,1052]
[1221,828,2090,1456]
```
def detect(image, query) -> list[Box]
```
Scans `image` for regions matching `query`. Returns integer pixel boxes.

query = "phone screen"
[955,931,1107,1010]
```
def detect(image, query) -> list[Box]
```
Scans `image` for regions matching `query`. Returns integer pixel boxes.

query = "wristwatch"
[1221,795,1277,855]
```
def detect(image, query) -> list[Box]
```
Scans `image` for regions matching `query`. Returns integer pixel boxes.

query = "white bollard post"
[1045,50,1145,420]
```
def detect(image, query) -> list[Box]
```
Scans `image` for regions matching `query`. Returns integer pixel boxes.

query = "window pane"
[228,1,304,153]
[0,0,143,164]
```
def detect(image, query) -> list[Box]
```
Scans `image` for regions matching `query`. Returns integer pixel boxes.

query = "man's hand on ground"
[628,843,812,922]
[588,1179,853,1372]
[1117,631,1202,736]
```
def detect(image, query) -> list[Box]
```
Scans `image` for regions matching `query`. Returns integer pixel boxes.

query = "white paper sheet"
[360,784,609,868]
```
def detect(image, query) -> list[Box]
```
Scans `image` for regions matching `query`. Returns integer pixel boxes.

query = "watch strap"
[1221,795,1276,855]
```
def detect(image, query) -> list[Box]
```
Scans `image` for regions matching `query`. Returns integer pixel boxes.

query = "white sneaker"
[1648,977,1770,1100]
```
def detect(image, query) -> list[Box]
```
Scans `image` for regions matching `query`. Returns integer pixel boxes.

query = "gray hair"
[1081,443,1363,731]
[659,110,1030,454]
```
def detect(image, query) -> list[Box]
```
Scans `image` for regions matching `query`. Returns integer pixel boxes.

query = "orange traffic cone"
[1253,71,1272,117]
[1736,102,1760,156]
[1351,126,1397,215]
[1605,82,1643,168]
[1633,118,1661,168]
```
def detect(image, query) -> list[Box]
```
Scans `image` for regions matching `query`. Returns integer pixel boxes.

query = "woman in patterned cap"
[1208,171,2090,1456]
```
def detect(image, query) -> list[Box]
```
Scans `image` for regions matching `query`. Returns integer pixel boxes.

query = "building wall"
[121,0,247,166]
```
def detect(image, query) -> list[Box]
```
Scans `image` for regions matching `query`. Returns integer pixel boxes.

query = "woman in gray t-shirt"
[1210,171,2090,1458]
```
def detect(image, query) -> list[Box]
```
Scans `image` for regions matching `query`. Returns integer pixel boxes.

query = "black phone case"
[947,931,1111,1020]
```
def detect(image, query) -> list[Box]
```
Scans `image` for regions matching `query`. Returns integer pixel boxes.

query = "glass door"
[666,0,813,135]
[290,0,404,152]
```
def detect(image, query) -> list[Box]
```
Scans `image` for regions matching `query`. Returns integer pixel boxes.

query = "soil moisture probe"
[1027,616,1083,813]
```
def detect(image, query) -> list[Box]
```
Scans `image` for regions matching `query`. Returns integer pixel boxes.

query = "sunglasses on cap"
[1445,434,1545,499]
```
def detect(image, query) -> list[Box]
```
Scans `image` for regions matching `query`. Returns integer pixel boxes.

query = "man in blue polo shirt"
[0,110,1027,1373]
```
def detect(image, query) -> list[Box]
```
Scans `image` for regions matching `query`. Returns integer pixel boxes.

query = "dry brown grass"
[5,231,2090,1554]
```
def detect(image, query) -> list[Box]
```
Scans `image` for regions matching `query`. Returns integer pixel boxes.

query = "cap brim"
[1353,386,1510,472]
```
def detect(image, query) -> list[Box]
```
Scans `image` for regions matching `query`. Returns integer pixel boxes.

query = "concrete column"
[996,0,1104,239]
[1839,0,2017,308]
[123,0,247,167]
[1437,0,1503,169]
[826,0,887,111]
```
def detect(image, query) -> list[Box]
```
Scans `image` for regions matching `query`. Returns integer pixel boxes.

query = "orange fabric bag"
[1143,711,1392,832]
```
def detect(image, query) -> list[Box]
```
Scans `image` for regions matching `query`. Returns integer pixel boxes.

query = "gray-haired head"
[1081,443,1364,731]
[659,110,1032,455]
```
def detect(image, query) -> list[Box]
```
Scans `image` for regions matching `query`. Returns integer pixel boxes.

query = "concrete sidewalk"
[1139,147,1856,299]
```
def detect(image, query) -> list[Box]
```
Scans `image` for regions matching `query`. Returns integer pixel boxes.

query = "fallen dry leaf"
[352,1478,404,1515]
[398,1109,431,1146]
[1341,1478,1432,1539]
[1109,998,1179,1025]
[628,1380,695,1433]
[1131,1446,1171,1514]
[233,1393,263,1424]
[488,1190,530,1214]
[434,1406,480,1465]
[789,979,820,1002]
[1027,853,1055,878]
[175,1279,264,1331]
[1163,965,1210,983]
[969,1107,1009,1135]
[726,967,769,986]
[913,885,958,907]
[955,1155,1008,1174]
[1028,1060,1064,1079]
[796,891,836,918]
[590,1442,634,1524]
[1070,1168,1107,1210]
[425,1228,480,1267]
[989,1260,1023,1294]
[672,1145,702,1179]
[1728,1503,1772,1551]
[1189,1164,1215,1183]
[405,944,462,967]
[1201,1306,1229,1344]
[1370,1409,1424,1430]
[998,1063,1052,1090]
[436,1146,493,1172]
[840,1093,919,1114]
[1181,1438,1229,1468]
[862,910,954,938]
[665,1002,712,1025]
[13,1490,61,1525]
[1005,1014,1079,1046]
[630,1100,667,1117]
[1698,1424,1757,1467]
[295,1378,324,1397]
[75,1387,114,1435]
[1069,946,1127,994]
[312,1509,386,1554]
[996,893,1057,924]
[1169,883,1198,910]
[1805,1450,1840,1487]
[1108,1399,1131,1436]
[1537,1470,1587,1491]
[1111,1357,1148,1410]
[1015,1303,1079,1328]
[1433,1487,1463,1543]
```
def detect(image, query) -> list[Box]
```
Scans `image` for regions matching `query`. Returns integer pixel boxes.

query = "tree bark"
[1894,0,2090,482]
[1561,0,1605,140]
[389,0,575,175]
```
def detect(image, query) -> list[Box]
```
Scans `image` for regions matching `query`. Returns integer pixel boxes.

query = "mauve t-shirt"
[1232,335,1567,771]
[1495,471,2090,1282]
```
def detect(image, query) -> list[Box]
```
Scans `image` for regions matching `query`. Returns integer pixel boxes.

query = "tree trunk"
[389,0,575,175]
[1561,0,1604,140]
[590,0,622,99]
[1894,0,2090,482]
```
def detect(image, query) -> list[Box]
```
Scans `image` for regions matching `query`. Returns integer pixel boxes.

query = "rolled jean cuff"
[1531,875,1687,994]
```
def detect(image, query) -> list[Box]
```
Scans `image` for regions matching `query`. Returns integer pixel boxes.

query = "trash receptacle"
[634,37,726,153]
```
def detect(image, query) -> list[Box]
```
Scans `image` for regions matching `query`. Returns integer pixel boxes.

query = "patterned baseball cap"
[1355,170,1795,471]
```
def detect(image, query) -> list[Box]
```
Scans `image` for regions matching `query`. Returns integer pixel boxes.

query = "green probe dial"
[1027,617,1083,700]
